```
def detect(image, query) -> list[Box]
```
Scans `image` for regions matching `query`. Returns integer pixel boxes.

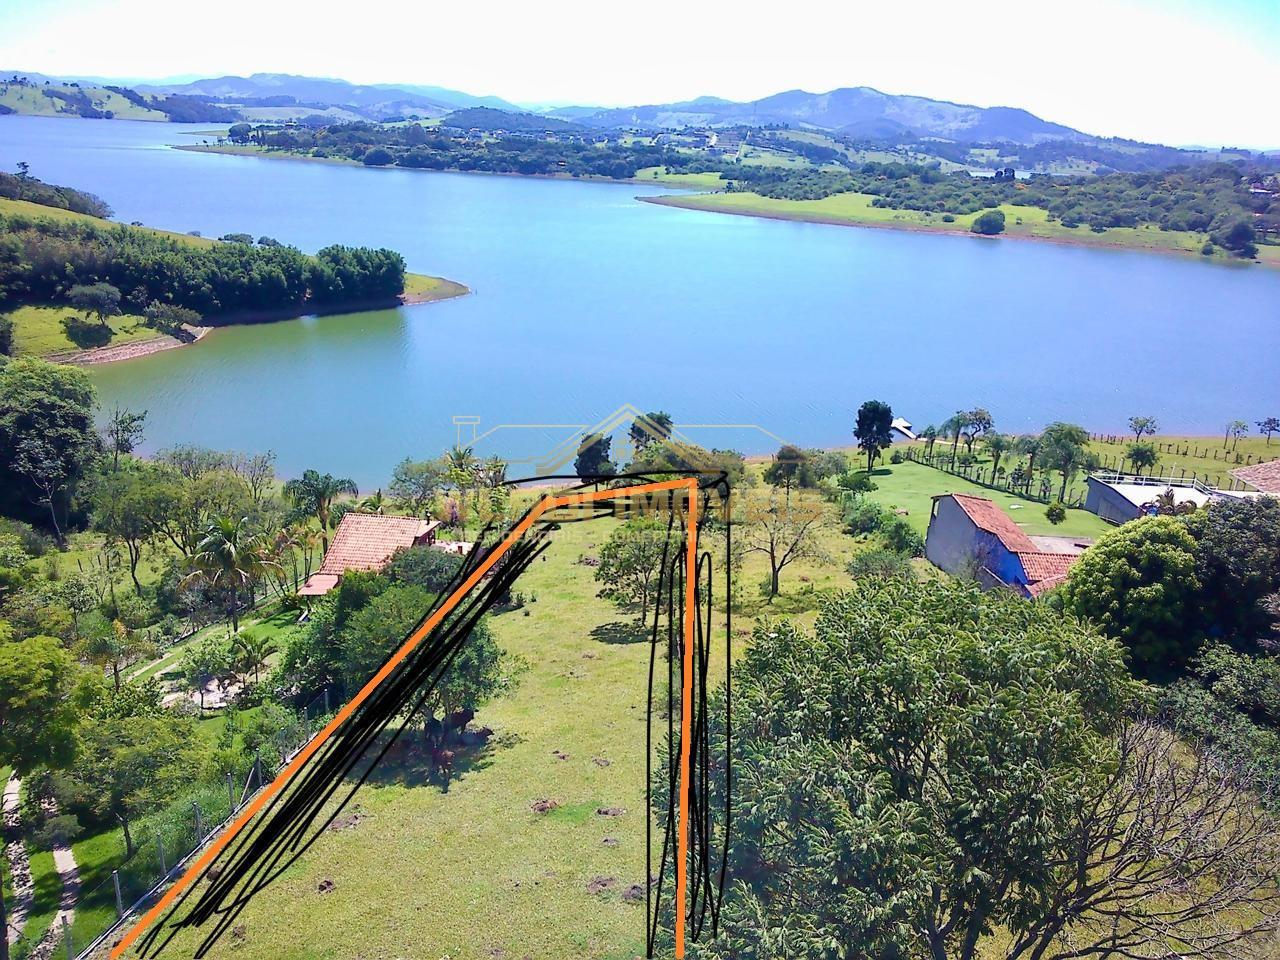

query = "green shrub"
[1045,502,1067,525]
[881,516,925,557]
[970,208,1006,235]
[847,548,915,581]
[0,314,12,355]
[843,497,889,536]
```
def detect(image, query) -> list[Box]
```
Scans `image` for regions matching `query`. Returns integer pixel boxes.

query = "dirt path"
[44,325,210,366]
[3,774,34,948]
[26,800,79,960]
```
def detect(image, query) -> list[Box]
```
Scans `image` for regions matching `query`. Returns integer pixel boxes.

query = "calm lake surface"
[2,116,1278,484]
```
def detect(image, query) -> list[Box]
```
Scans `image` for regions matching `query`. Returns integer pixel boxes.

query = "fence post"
[63,915,73,960]
[158,833,167,875]
[113,868,124,917]
[324,687,331,715]
[228,771,236,812]
[193,801,204,844]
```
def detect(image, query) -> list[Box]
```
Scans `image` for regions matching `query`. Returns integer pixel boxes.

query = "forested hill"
[0,177,409,324]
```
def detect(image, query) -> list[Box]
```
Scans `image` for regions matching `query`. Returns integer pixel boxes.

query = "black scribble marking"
[134,472,732,959]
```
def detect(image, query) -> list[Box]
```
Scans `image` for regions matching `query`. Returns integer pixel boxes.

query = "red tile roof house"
[1231,460,1280,496]
[925,494,1088,598]
[299,513,443,596]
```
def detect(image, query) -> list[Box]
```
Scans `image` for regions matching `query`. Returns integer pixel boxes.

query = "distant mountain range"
[548,87,1088,143]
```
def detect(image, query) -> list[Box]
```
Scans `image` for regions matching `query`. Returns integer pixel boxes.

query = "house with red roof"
[1230,461,1280,496]
[925,493,1088,598]
[299,513,442,596]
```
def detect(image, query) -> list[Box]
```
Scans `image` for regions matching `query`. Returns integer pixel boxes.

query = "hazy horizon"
[2,0,1277,148]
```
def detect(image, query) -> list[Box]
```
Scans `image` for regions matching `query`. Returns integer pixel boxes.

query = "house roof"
[1231,460,1280,495]
[317,513,440,576]
[1017,551,1079,596]
[942,493,1039,553]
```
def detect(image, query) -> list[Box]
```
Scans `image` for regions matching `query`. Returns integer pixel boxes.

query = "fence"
[904,447,1087,507]
[18,687,337,960]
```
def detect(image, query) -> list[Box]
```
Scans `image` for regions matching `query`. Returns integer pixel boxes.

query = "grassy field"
[648,191,1280,267]
[0,84,166,121]
[631,166,726,190]
[864,459,1111,539]
[110,483,862,960]
[7,303,164,357]
[1083,434,1279,490]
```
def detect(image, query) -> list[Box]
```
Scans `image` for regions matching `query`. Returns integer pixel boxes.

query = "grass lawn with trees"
[648,192,1280,266]
[864,459,1111,539]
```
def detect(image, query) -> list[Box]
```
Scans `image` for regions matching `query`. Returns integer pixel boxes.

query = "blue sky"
[1,0,1276,146]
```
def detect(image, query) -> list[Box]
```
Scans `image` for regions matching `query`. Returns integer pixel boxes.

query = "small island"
[0,172,467,364]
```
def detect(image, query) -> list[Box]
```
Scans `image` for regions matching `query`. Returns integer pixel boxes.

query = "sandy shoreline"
[46,280,469,366]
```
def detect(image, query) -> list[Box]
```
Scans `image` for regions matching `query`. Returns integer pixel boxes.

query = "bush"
[847,548,915,581]
[843,497,889,536]
[971,209,1006,235]
[362,147,395,166]
[387,544,464,593]
[1045,502,1067,525]
[881,516,925,557]
[0,314,12,355]
[890,449,905,464]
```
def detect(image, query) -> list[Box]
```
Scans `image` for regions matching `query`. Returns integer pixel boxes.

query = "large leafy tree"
[675,581,1145,960]
[761,443,813,500]
[1184,496,1280,640]
[68,281,122,327]
[0,635,82,959]
[574,432,616,479]
[0,358,99,540]
[283,468,358,552]
[1061,516,1201,676]
[854,399,894,473]
[388,457,446,516]
[595,517,680,623]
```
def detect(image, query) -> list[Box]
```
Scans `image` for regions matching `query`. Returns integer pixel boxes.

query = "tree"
[942,411,970,468]
[69,712,207,857]
[963,408,994,455]
[1185,496,1280,641]
[358,489,388,514]
[762,444,813,500]
[80,615,153,693]
[227,123,253,143]
[971,208,1006,234]
[234,629,277,684]
[1225,419,1249,450]
[595,518,679,623]
[1040,422,1089,502]
[68,281,122,327]
[0,358,98,540]
[0,635,81,959]
[854,400,894,473]
[142,300,201,337]
[103,405,146,471]
[443,445,480,519]
[338,584,509,719]
[981,432,1010,482]
[682,581,1166,960]
[920,424,938,457]
[387,544,464,593]
[185,517,279,632]
[574,432,616,479]
[180,635,236,714]
[1045,501,1066,525]
[283,469,358,552]
[1258,416,1280,444]
[743,492,828,599]
[1128,415,1158,442]
[628,410,673,455]
[388,456,446,516]
[1062,516,1201,676]
[1125,441,1159,475]
[0,313,12,356]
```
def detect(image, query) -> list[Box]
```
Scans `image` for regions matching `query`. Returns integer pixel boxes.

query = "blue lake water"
[1,115,1277,485]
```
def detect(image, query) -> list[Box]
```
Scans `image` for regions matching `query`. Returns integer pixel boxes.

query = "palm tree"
[359,489,388,515]
[185,517,279,632]
[920,425,938,458]
[942,411,969,468]
[234,630,278,684]
[982,433,1010,484]
[445,446,480,525]
[1014,435,1043,491]
[283,469,358,553]
[1147,489,1198,517]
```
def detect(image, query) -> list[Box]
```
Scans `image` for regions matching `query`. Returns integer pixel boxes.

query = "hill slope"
[553,86,1088,143]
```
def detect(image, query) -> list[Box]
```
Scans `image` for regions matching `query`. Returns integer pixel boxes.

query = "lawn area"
[118,486,864,960]
[864,459,1112,540]
[631,166,726,190]
[6,303,164,357]
[649,191,1273,266]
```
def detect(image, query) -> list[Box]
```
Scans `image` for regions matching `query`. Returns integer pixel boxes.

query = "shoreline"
[173,143,694,190]
[640,195,1277,269]
[44,275,469,366]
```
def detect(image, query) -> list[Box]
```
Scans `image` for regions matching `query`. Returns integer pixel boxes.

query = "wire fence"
[904,447,1088,507]
[6,686,336,960]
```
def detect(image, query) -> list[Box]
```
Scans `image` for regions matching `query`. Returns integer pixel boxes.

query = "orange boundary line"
[111,477,701,960]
